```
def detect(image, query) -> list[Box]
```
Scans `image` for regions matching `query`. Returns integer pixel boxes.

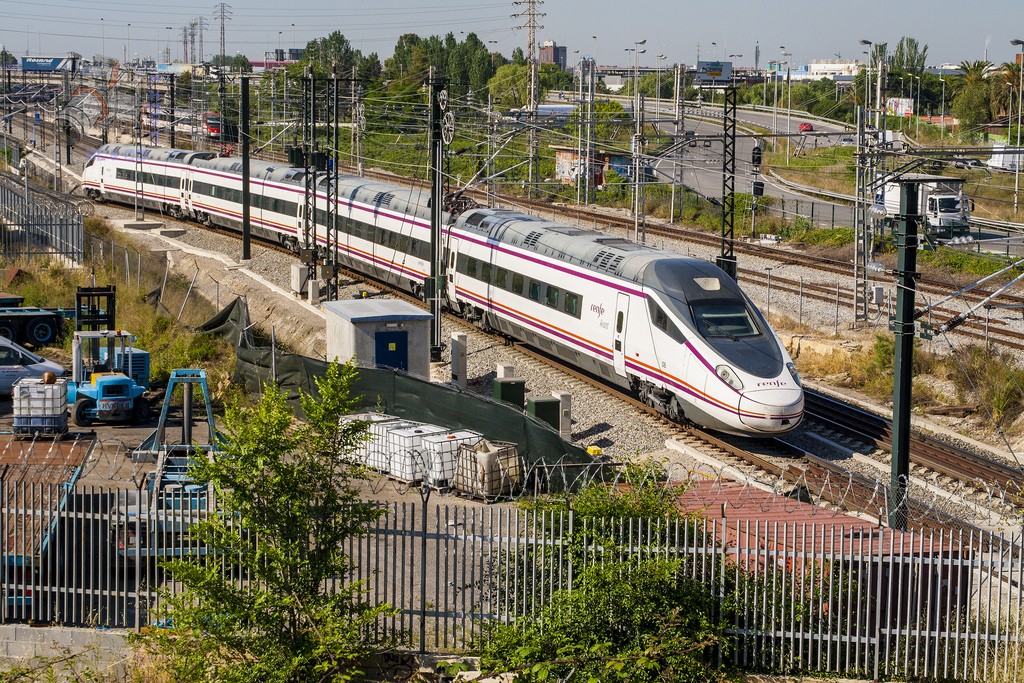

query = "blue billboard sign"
[20,56,79,73]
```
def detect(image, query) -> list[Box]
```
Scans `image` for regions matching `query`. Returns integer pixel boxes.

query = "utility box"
[527,396,561,431]
[493,377,526,408]
[324,300,433,379]
[290,263,310,296]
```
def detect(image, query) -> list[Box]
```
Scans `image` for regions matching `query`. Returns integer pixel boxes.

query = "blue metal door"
[375,331,408,371]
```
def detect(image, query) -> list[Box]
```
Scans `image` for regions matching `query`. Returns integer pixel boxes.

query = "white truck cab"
[0,336,65,395]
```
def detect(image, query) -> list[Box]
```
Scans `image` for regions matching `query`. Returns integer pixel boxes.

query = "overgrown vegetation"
[477,463,734,682]
[133,361,394,682]
[794,332,1024,431]
[1,217,235,394]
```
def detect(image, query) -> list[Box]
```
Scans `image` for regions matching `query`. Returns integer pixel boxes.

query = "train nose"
[738,388,805,433]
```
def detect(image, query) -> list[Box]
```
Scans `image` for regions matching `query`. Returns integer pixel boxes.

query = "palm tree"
[992,61,1022,122]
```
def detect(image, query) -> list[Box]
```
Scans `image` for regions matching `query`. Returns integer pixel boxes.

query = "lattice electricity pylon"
[717,86,738,280]
[300,67,316,269]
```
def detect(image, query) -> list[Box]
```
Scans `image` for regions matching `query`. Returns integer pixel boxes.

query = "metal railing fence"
[0,172,83,265]
[1,479,1022,681]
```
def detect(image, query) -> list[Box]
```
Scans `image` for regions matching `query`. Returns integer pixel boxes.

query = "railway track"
[805,389,1024,497]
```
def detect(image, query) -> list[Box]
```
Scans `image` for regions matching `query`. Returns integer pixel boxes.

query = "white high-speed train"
[82,143,804,436]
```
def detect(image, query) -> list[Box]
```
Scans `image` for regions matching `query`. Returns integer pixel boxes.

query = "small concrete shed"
[323,299,433,379]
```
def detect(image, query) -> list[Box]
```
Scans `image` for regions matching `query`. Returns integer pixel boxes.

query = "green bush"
[478,560,729,683]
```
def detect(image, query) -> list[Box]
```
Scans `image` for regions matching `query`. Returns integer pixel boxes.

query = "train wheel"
[26,317,58,346]
[668,397,684,423]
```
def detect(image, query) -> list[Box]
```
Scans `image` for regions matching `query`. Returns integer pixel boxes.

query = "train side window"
[455,254,468,274]
[512,273,525,295]
[466,257,479,278]
[481,263,492,284]
[398,235,410,253]
[648,298,685,343]
[563,292,580,318]
[494,268,508,289]
[528,281,542,301]
[616,311,624,333]
[651,301,669,331]
[545,285,559,308]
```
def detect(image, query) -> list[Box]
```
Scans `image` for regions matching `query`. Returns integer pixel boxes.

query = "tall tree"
[136,361,393,682]
[952,60,993,139]
[488,63,530,109]
[303,30,357,75]
[991,61,1021,121]
[889,37,929,76]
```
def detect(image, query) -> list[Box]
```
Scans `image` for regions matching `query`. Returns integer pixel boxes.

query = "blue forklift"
[68,330,151,427]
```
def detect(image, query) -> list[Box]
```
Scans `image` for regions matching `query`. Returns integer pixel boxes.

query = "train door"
[184,175,193,214]
[446,238,459,295]
[613,292,629,377]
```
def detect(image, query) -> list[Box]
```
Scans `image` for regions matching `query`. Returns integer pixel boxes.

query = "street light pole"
[1012,39,1023,215]
[781,50,792,164]
[915,75,921,139]
[656,53,666,118]
[728,54,742,87]
[940,76,946,138]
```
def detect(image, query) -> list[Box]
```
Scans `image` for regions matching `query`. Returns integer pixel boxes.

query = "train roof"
[454,207,722,285]
[96,144,216,164]
[333,176,435,220]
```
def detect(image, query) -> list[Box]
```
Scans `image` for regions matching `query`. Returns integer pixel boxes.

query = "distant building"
[539,40,567,71]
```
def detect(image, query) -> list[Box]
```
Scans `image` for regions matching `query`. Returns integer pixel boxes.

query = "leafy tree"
[382,33,421,85]
[539,62,572,92]
[952,60,992,139]
[135,361,393,683]
[303,30,358,75]
[488,63,529,109]
[888,37,929,76]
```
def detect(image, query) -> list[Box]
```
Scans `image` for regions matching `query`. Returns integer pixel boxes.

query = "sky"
[0,0,1021,69]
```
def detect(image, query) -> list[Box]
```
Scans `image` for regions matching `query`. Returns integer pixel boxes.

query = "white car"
[0,336,65,395]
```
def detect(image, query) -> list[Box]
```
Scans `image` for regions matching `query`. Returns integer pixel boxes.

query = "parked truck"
[0,293,67,347]
[878,174,972,239]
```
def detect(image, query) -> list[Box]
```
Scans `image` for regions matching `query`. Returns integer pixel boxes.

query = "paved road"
[645,101,858,229]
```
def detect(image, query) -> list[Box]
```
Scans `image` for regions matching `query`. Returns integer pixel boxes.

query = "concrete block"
[121,220,164,231]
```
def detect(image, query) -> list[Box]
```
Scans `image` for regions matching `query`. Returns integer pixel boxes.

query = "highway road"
[644,100,858,230]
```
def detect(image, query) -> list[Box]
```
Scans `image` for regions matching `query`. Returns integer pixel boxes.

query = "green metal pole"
[889,180,919,531]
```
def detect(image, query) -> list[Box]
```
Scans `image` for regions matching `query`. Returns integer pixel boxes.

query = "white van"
[0,336,65,396]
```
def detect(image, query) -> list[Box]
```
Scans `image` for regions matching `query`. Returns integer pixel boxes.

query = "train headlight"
[715,364,744,391]
[787,362,802,387]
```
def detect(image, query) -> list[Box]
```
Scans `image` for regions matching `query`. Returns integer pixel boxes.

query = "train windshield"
[691,303,760,339]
